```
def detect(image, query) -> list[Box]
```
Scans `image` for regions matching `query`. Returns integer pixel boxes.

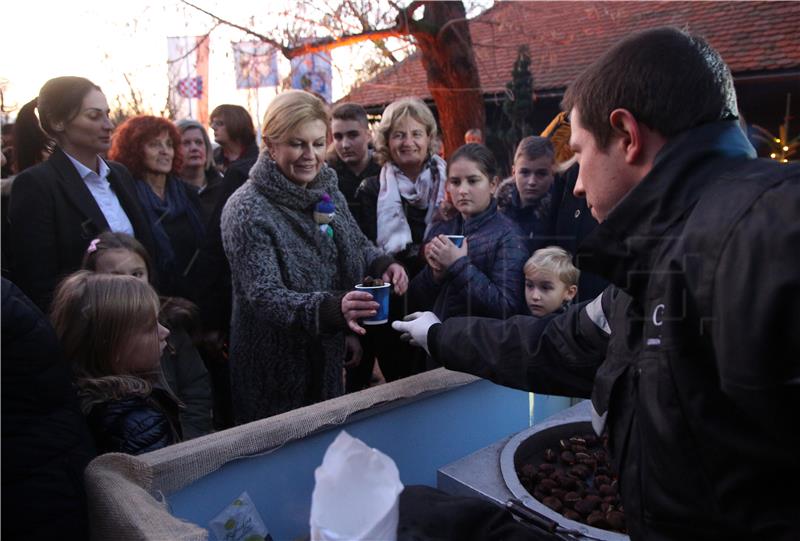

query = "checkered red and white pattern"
[177,76,204,99]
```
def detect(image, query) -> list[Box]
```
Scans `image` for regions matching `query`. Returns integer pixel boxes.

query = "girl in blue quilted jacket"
[407,144,528,321]
[49,271,182,455]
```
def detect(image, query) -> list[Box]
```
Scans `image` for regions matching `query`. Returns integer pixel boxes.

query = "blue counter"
[167,379,537,540]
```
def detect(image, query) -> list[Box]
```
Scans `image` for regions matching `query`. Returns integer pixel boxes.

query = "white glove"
[391,311,441,355]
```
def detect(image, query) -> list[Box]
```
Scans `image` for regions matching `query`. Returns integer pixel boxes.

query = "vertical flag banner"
[167,35,210,125]
[232,41,279,89]
[291,51,332,103]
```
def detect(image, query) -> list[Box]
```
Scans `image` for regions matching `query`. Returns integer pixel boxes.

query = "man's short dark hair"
[331,102,369,127]
[562,27,739,148]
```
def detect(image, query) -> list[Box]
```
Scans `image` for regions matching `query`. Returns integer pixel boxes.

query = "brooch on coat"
[314,193,335,238]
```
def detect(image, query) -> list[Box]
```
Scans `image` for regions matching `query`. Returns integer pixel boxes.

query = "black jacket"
[356,174,429,278]
[430,122,800,540]
[195,142,260,333]
[1,278,96,540]
[495,177,552,255]
[195,168,224,225]
[549,164,608,302]
[328,155,381,231]
[84,386,182,456]
[160,328,213,439]
[8,147,155,310]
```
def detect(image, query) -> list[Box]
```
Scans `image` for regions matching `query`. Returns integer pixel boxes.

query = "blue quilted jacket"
[408,199,528,320]
[85,386,182,455]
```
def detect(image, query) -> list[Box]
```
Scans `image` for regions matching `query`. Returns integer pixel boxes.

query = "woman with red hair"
[109,116,205,300]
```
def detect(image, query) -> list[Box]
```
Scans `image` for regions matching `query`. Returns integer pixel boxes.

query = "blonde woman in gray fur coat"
[221,91,407,423]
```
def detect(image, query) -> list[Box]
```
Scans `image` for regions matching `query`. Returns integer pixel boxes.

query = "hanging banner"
[167,35,210,125]
[291,50,332,103]
[233,40,279,89]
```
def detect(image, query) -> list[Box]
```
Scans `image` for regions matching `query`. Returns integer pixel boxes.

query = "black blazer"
[549,164,608,302]
[8,147,155,310]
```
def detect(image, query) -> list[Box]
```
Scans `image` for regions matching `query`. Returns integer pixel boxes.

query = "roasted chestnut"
[542,496,563,512]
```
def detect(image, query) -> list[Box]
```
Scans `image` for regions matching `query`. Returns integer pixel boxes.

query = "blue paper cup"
[446,235,465,247]
[354,283,391,325]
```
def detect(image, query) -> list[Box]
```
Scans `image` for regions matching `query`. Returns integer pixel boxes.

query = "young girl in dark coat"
[49,271,181,455]
[82,232,213,439]
[408,144,528,321]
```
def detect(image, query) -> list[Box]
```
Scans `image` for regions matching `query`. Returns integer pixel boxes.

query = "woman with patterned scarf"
[355,97,446,382]
[356,97,447,279]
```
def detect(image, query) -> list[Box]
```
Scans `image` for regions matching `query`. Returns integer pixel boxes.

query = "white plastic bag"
[310,431,404,541]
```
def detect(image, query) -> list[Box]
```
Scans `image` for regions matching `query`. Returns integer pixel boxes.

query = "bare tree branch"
[122,73,144,115]
[436,17,470,41]
[285,28,405,58]
[179,0,290,55]
[181,0,407,59]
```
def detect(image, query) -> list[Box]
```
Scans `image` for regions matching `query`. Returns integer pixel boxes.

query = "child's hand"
[427,235,468,271]
[424,242,446,283]
[382,263,408,296]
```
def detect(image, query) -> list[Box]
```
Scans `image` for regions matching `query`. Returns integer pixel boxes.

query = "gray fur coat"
[221,155,386,423]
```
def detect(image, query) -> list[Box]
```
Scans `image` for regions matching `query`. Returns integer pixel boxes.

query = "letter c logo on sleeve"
[652,304,665,326]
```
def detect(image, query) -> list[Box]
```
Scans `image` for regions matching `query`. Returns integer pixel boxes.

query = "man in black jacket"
[395,27,799,540]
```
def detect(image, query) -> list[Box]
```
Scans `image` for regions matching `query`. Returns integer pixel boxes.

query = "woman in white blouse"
[8,76,154,309]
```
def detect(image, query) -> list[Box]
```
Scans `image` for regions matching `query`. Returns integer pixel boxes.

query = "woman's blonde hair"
[523,246,580,287]
[262,90,329,145]
[373,97,438,166]
[50,271,160,380]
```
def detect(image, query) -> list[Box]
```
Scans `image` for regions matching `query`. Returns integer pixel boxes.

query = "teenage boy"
[395,27,800,540]
[328,103,380,229]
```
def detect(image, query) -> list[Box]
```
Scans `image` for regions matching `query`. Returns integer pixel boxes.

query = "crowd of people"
[2,24,796,541]
[1,77,597,437]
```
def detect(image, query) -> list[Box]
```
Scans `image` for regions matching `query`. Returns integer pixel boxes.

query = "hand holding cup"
[427,234,468,271]
[341,290,379,335]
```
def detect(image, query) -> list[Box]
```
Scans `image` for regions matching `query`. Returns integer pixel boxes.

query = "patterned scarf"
[376,154,447,254]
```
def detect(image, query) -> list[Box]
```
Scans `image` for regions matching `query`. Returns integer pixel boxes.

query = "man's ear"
[564,284,578,302]
[608,108,643,165]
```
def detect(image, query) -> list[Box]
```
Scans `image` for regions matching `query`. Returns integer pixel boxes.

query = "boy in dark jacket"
[328,102,381,232]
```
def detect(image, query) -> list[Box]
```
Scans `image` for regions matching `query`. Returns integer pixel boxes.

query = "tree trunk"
[411,1,485,159]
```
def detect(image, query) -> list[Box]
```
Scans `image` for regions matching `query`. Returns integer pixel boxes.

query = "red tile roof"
[342,1,800,107]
